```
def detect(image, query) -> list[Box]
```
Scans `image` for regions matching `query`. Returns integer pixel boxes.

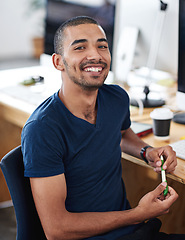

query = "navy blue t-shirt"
[21,84,140,239]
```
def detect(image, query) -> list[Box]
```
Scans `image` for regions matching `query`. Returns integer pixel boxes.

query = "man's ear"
[52,53,64,71]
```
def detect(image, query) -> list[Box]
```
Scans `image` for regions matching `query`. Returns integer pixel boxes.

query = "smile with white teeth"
[84,67,102,72]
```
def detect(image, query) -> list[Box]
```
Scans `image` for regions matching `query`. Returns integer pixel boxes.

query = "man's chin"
[81,82,104,91]
[71,74,107,91]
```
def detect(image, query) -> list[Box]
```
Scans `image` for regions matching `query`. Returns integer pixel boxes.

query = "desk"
[123,109,185,184]
[0,68,185,233]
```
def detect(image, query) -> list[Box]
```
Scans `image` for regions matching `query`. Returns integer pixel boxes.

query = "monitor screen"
[113,0,178,79]
[178,0,185,98]
[44,0,115,61]
[175,0,185,120]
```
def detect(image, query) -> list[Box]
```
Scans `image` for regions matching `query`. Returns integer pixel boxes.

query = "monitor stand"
[130,86,165,108]
[173,113,185,125]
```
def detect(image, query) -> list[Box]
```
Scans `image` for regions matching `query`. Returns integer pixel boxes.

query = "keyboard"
[170,140,185,160]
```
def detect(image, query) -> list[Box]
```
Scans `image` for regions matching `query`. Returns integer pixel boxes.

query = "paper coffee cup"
[150,108,173,140]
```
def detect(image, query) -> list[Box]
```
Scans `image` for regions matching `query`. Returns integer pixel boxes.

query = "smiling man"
[21,16,184,240]
[54,18,111,92]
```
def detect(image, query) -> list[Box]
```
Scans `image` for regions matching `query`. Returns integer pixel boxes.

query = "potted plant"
[27,0,46,58]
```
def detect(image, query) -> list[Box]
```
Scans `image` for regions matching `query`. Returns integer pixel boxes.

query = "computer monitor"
[44,0,115,64]
[113,0,178,77]
[173,0,185,124]
[112,0,179,108]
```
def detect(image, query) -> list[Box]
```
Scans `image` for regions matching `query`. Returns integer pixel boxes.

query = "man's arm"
[30,173,178,240]
[120,127,177,173]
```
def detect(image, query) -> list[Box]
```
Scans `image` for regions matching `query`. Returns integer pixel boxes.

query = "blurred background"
[0,0,46,70]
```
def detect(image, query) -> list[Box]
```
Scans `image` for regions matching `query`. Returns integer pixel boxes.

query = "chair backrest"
[0,146,46,240]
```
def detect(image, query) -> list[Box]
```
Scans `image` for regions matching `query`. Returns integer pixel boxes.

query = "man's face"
[61,23,111,90]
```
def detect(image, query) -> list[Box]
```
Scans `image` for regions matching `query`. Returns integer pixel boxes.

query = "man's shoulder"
[26,92,60,124]
[100,84,129,100]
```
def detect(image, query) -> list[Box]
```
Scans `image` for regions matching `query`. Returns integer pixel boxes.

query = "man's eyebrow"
[97,38,108,43]
[71,39,87,46]
[71,38,108,46]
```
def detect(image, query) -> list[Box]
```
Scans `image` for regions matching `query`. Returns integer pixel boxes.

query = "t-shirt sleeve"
[115,85,131,131]
[121,97,131,131]
[21,119,65,178]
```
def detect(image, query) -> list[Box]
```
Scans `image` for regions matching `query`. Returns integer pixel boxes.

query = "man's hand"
[136,182,179,221]
[146,145,177,173]
[120,128,177,173]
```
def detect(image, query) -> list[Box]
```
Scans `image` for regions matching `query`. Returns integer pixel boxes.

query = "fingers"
[137,183,178,220]
[153,182,168,196]
[162,146,177,173]
[147,146,177,173]
[154,183,178,205]
[167,186,179,201]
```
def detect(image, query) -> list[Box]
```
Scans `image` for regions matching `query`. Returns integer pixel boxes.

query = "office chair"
[0,145,46,240]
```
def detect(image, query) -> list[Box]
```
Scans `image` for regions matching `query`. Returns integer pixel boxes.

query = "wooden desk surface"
[122,107,185,184]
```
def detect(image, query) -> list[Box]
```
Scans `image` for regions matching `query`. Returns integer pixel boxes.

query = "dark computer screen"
[44,0,115,60]
[172,0,185,123]
[178,0,185,95]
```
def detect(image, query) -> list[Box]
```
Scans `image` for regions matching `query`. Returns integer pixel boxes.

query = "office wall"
[0,0,45,60]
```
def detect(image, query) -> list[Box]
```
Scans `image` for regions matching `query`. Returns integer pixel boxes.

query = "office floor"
[0,57,40,239]
[0,203,16,240]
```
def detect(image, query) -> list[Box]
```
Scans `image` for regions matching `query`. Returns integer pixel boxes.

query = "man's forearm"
[120,128,149,159]
[45,207,144,240]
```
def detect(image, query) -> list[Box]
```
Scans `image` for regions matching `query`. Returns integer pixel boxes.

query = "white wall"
[0,0,46,60]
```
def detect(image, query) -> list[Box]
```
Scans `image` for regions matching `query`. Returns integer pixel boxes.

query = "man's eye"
[75,46,85,50]
[98,45,108,49]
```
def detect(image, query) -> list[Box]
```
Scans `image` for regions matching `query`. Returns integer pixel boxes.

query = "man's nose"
[86,47,102,61]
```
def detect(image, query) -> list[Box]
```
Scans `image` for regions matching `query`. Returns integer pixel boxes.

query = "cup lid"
[150,108,173,120]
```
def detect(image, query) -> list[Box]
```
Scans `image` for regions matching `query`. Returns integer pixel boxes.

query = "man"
[21,16,183,240]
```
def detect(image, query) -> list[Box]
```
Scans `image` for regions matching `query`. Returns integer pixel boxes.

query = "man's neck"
[58,84,98,124]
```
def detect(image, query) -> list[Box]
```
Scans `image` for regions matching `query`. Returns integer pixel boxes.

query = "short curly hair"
[54,16,99,55]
